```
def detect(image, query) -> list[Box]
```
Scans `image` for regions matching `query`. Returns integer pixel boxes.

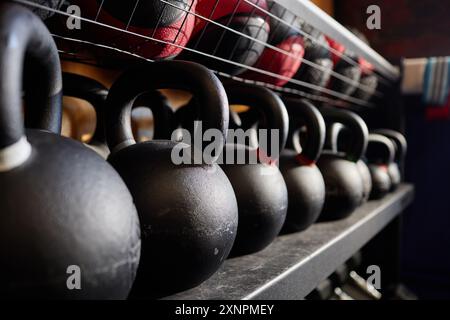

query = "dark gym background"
[335,0,450,299]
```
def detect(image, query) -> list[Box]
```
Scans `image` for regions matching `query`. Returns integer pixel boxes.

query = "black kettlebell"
[133,91,176,140]
[227,107,260,148]
[372,129,407,191]
[177,83,288,256]
[0,3,141,299]
[104,60,238,297]
[279,98,326,232]
[221,82,289,256]
[317,107,368,220]
[357,156,372,203]
[63,72,110,158]
[327,122,372,204]
[63,73,175,158]
[365,134,396,199]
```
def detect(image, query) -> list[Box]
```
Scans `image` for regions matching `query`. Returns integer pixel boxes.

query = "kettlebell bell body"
[317,107,368,220]
[365,134,396,199]
[327,123,372,204]
[220,82,289,256]
[372,129,407,191]
[368,162,391,199]
[279,98,326,232]
[105,61,238,297]
[0,3,141,299]
[182,0,270,76]
[242,1,305,86]
[221,146,287,255]
[74,0,197,59]
[318,155,364,220]
[357,158,373,203]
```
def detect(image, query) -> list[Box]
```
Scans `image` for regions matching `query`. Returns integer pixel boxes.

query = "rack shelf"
[166,184,414,300]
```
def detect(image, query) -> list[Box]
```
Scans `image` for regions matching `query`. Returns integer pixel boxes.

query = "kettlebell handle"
[283,98,326,164]
[105,60,229,153]
[320,107,368,162]
[63,73,108,143]
[0,3,62,167]
[133,91,175,140]
[366,133,396,164]
[324,122,343,153]
[223,82,289,158]
[372,129,407,163]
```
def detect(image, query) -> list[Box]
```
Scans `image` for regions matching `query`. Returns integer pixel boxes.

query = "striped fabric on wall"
[423,57,450,106]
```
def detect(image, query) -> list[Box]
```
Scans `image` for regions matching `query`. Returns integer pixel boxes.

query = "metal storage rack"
[12,0,413,299]
[274,0,399,81]
[14,0,400,108]
[166,184,414,300]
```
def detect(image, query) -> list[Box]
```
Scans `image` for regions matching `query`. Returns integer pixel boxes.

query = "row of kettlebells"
[0,3,404,299]
[61,67,407,299]
[39,0,376,102]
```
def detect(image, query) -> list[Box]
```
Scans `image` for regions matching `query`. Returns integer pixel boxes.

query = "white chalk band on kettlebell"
[0,136,32,172]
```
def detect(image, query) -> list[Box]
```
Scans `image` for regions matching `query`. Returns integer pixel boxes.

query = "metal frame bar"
[272,0,400,81]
